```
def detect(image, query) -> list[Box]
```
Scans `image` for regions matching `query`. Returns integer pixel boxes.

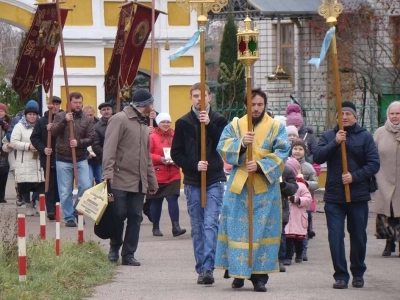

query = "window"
[392,16,400,67]
[281,24,294,78]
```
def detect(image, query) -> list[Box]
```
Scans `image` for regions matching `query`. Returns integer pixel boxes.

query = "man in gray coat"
[102,89,158,266]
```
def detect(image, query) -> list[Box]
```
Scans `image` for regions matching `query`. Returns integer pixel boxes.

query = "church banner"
[120,4,159,88]
[104,2,134,95]
[12,3,68,100]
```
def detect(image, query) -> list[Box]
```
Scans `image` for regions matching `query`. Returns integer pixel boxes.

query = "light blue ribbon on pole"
[168,27,206,61]
[308,26,336,69]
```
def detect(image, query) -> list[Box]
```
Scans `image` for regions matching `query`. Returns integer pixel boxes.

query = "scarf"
[191,104,210,119]
[19,116,35,129]
[384,120,400,142]
[129,103,148,124]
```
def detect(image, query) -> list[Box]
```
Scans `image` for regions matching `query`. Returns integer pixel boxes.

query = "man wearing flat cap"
[314,101,380,290]
[30,96,63,220]
[92,102,113,169]
[102,89,158,266]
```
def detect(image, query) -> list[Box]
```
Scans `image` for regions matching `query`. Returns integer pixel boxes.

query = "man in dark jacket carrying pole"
[51,92,94,227]
[30,96,62,221]
[171,82,227,285]
[313,101,380,290]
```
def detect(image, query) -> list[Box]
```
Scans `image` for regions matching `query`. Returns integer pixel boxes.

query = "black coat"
[171,109,227,186]
[281,165,298,224]
[313,123,380,203]
[92,117,108,163]
[30,110,60,169]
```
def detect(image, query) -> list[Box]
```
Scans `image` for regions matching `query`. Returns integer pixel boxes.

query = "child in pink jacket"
[283,158,312,265]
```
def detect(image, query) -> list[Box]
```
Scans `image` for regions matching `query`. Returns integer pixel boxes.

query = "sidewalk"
[1,175,399,300]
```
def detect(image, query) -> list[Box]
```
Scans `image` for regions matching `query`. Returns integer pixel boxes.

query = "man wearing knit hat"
[31,96,62,220]
[92,102,113,166]
[314,101,380,290]
[102,89,158,266]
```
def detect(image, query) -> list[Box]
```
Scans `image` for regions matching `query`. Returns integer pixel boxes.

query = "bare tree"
[0,22,22,79]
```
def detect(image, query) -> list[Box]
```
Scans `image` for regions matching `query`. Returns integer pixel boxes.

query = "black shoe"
[0,199,7,203]
[283,259,291,266]
[202,270,215,285]
[333,280,348,289]
[253,281,267,292]
[121,256,141,266]
[16,199,24,207]
[382,240,395,256]
[172,222,186,237]
[197,273,204,284]
[108,248,119,263]
[152,223,163,236]
[231,278,244,288]
[309,231,316,239]
[65,220,77,227]
[47,213,55,221]
[279,262,286,272]
[295,256,303,263]
[352,277,364,288]
[303,254,308,261]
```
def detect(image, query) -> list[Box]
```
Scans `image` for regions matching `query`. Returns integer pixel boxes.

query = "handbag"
[0,156,9,175]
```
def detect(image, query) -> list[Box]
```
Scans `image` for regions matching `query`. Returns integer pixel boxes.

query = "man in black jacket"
[171,83,227,285]
[313,101,380,290]
[30,96,62,220]
[92,102,113,165]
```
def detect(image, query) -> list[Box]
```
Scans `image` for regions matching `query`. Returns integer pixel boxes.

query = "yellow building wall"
[104,48,159,74]
[62,0,93,26]
[60,86,98,116]
[60,56,96,68]
[169,86,192,128]
[170,56,194,68]
[167,2,190,26]
[0,2,33,29]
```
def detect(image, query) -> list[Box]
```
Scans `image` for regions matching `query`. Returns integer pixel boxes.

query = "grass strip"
[0,239,116,300]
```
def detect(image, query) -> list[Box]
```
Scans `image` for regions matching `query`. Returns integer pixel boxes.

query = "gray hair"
[387,101,400,119]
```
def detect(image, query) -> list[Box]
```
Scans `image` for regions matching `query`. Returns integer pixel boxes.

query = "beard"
[252,110,265,127]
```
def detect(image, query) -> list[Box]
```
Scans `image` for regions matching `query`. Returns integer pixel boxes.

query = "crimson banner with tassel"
[120,3,159,87]
[104,2,135,95]
[12,3,69,100]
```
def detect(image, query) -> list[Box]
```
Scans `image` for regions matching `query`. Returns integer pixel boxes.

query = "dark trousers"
[18,182,45,203]
[45,168,59,214]
[0,165,9,201]
[285,238,304,260]
[143,198,152,217]
[150,195,180,224]
[279,222,287,261]
[325,201,369,283]
[110,189,145,258]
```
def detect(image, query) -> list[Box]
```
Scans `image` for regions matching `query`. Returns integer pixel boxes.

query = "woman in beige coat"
[372,101,400,257]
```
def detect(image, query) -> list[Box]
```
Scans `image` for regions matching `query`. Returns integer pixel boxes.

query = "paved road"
[1,175,399,300]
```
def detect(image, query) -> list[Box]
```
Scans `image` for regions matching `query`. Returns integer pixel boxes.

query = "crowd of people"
[0,85,399,292]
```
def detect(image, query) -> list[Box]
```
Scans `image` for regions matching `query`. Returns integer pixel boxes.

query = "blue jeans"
[56,160,91,222]
[325,201,369,283]
[89,163,102,185]
[184,182,224,274]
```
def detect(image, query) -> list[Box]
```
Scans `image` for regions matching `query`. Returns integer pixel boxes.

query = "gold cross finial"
[318,0,344,25]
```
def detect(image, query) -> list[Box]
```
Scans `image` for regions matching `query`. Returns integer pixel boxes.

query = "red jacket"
[150,128,181,184]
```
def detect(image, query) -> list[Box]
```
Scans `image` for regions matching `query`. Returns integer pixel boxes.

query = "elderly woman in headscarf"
[372,101,400,257]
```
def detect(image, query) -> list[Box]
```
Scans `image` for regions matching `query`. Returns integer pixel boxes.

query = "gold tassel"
[165,39,170,51]
[37,29,44,47]
[124,19,131,33]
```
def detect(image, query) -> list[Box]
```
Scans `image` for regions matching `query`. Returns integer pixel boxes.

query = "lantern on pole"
[237,15,259,268]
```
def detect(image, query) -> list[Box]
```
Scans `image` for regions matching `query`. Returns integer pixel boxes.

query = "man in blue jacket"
[313,101,380,290]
